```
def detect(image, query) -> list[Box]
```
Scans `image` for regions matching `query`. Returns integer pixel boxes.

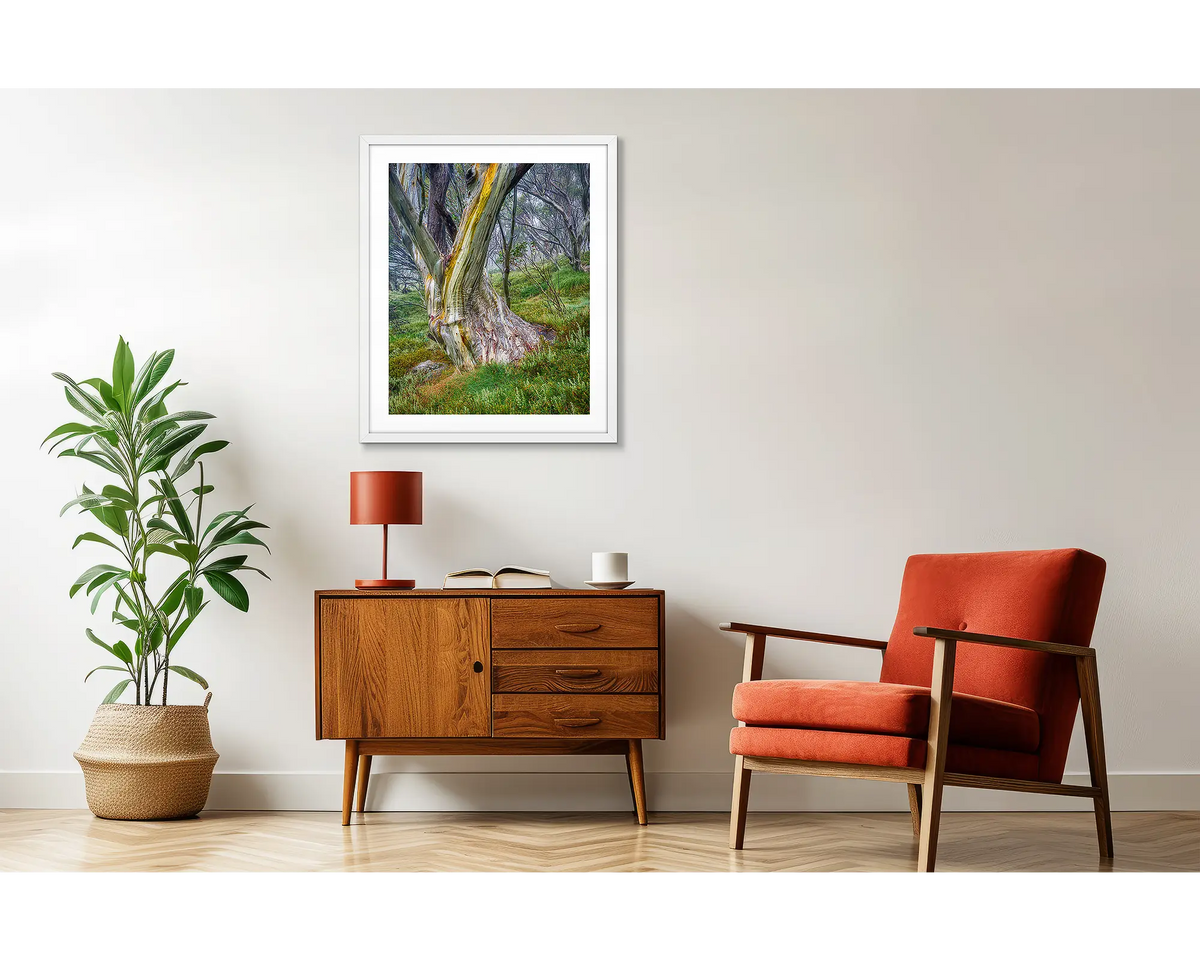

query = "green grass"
[387,257,590,416]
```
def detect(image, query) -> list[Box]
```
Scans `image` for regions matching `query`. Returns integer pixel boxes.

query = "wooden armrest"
[720,621,888,651]
[914,626,1094,659]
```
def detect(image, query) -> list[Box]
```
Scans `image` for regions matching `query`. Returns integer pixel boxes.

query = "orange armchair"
[722,549,1110,871]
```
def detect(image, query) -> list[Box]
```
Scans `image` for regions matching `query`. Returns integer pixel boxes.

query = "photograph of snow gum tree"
[387,162,591,415]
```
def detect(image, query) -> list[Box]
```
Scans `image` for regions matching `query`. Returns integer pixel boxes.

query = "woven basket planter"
[74,698,219,821]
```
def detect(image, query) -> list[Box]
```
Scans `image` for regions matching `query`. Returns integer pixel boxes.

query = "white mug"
[592,552,629,582]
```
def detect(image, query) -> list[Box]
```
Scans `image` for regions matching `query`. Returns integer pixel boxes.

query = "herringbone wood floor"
[2,809,1198,871]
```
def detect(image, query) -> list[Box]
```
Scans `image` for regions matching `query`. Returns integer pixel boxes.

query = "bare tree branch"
[389,163,442,285]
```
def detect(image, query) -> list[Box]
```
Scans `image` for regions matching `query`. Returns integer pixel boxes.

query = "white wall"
[2,90,1198,812]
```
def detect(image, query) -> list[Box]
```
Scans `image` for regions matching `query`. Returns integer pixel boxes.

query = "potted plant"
[45,337,269,819]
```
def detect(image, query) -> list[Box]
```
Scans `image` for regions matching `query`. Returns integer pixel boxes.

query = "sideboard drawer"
[492,649,658,694]
[491,597,659,649]
[492,694,660,738]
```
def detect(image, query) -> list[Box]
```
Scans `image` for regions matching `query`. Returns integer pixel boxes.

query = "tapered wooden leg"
[730,755,752,850]
[907,783,922,838]
[918,638,955,872]
[624,752,639,817]
[341,740,359,827]
[627,739,647,826]
[1078,656,1115,858]
[355,753,373,814]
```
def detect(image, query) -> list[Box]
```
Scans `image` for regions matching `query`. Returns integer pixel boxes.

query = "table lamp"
[350,471,423,589]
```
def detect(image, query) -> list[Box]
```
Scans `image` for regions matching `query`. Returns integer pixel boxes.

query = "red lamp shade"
[350,471,422,526]
[350,471,422,589]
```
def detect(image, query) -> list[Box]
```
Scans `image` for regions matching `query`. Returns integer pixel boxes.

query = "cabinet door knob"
[555,622,601,633]
[554,669,601,678]
[554,718,602,728]
[473,661,483,673]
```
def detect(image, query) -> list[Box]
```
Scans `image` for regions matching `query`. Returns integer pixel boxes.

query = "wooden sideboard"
[314,589,666,825]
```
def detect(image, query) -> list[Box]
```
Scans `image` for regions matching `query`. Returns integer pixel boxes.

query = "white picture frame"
[359,135,618,443]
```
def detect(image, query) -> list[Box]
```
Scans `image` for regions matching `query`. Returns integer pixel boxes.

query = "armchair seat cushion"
[732,679,1040,754]
[729,726,1040,781]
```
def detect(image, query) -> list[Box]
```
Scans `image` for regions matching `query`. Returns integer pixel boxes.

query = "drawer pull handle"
[554,718,602,728]
[555,669,601,678]
[555,622,602,633]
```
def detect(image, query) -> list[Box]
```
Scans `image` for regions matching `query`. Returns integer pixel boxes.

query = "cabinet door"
[320,598,489,738]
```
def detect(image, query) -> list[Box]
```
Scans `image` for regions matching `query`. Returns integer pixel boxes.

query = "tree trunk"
[500,191,518,304]
[430,273,548,370]
[391,162,550,372]
[567,232,583,272]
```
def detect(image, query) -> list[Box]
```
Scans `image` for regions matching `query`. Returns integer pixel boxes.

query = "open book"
[443,566,552,589]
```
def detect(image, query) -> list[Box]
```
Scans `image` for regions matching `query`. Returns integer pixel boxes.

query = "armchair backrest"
[879,549,1106,782]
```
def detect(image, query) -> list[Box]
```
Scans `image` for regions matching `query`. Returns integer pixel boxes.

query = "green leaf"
[80,377,118,412]
[234,565,270,579]
[209,519,269,546]
[184,585,203,618]
[60,492,110,517]
[55,376,107,423]
[142,419,179,450]
[145,423,208,471]
[111,640,134,664]
[204,555,248,572]
[43,422,93,447]
[203,571,249,611]
[85,665,129,683]
[59,447,124,475]
[111,336,136,413]
[191,484,215,496]
[138,380,184,423]
[85,570,123,596]
[100,484,136,508]
[144,410,214,433]
[89,503,130,538]
[86,627,115,656]
[145,542,183,559]
[219,531,271,553]
[145,527,180,545]
[131,349,174,407]
[90,574,125,614]
[175,542,201,565]
[174,439,229,477]
[157,477,194,542]
[147,618,164,652]
[159,576,188,615]
[202,506,251,541]
[101,679,133,704]
[70,564,124,599]
[111,581,138,616]
[72,531,121,551]
[167,665,208,690]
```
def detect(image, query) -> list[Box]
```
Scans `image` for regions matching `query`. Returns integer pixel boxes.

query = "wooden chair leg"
[918,638,955,872]
[355,753,373,814]
[627,739,648,826]
[907,783,922,838]
[341,739,359,827]
[730,755,752,850]
[1078,656,1115,858]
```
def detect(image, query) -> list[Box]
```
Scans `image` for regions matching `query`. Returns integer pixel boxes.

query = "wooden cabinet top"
[315,589,664,598]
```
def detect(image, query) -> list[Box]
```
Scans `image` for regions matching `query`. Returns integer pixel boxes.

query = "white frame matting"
[359,135,618,443]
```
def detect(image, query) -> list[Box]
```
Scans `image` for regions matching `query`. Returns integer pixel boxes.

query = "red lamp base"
[355,579,416,590]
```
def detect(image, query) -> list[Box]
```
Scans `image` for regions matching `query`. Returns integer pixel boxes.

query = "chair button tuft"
[959,621,968,630]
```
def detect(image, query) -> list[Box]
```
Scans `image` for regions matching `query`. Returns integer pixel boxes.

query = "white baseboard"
[3,770,1198,812]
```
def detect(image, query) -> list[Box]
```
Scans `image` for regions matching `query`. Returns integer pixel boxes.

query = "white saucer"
[585,580,635,590]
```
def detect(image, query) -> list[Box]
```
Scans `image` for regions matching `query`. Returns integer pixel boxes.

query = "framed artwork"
[359,135,617,443]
